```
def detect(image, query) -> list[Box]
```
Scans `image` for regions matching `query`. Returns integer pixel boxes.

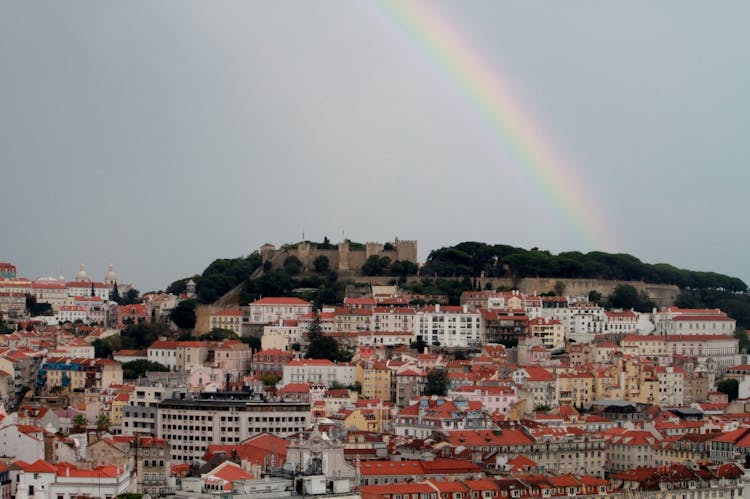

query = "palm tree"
[96,413,111,434]
[71,414,88,434]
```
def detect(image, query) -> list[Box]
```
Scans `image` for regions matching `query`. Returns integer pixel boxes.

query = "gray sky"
[2,1,749,292]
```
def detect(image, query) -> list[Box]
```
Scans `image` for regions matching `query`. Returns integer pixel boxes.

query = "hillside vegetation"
[421,242,747,292]
[165,242,750,328]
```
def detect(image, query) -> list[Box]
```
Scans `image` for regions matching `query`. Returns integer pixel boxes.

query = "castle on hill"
[260,238,417,273]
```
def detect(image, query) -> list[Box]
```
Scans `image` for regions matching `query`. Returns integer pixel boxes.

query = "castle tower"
[365,242,382,259]
[338,242,349,271]
[394,239,418,263]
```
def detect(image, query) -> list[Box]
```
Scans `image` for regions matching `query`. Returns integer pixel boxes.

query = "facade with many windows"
[157,393,310,462]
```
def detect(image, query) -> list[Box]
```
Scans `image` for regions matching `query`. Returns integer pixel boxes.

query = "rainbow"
[372,0,614,250]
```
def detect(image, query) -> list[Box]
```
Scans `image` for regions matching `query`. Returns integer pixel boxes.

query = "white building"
[654,307,736,336]
[247,297,312,325]
[604,310,638,334]
[372,307,416,333]
[55,306,88,324]
[414,304,482,348]
[14,460,131,499]
[157,393,310,463]
[282,359,357,387]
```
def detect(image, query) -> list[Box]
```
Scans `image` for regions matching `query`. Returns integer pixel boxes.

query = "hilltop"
[164,240,750,327]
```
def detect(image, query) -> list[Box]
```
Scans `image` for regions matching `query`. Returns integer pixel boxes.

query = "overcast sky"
[2,1,748,292]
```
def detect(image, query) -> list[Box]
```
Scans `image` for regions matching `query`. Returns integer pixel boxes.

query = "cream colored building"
[208,309,243,336]
[157,394,310,463]
[248,297,312,325]
[359,362,392,402]
[528,317,565,350]
[557,370,595,409]
[42,357,123,392]
[373,307,416,333]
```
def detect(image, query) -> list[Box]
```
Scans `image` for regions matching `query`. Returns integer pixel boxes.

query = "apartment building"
[157,392,310,463]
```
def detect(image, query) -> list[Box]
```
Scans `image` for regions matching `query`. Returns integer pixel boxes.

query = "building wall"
[263,240,418,273]
[157,398,310,463]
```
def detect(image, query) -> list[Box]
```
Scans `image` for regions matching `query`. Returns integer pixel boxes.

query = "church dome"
[76,264,90,282]
[105,264,117,284]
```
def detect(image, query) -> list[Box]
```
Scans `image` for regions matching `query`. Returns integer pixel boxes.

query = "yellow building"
[593,365,623,400]
[42,357,123,393]
[557,370,594,409]
[528,317,565,350]
[360,362,392,402]
[109,392,130,426]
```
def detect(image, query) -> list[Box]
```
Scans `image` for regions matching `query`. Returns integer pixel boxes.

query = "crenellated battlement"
[260,238,417,273]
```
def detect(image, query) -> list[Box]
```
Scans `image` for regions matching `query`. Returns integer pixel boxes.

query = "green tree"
[390,260,418,277]
[111,282,121,304]
[313,255,330,273]
[735,328,750,353]
[240,335,261,352]
[71,414,88,434]
[717,378,739,401]
[588,290,602,304]
[553,281,566,297]
[200,328,239,341]
[262,373,280,386]
[424,368,449,396]
[122,360,170,379]
[93,337,120,359]
[25,294,53,316]
[283,256,303,276]
[362,256,392,276]
[0,319,12,334]
[96,413,111,433]
[534,404,552,412]
[607,285,639,310]
[305,315,350,362]
[606,285,655,312]
[170,299,198,329]
[122,288,141,305]
[410,335,427,353]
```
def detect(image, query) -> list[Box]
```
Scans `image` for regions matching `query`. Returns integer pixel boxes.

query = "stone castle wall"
[262,239,417,273]
[475,277,680,307]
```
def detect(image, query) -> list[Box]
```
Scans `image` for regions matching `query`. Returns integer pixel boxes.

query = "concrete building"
[528,317,565,350]
[414,305,483,348]
[247,297,312,325]
[282,359,357,388]
[157,392,310,463]
[208,309,243,336]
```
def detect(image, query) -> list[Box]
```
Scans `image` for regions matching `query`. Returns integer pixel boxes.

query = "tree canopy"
[420,242,747,292]
[304,315,351,362]
[122,360,170,379]
[424,368,449,396]
[167,253,262,304]
[170,299,198,330]
[199,328,239,341]
[717,378,739,401]
[606,285,656,313]
[283,256,303,276]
